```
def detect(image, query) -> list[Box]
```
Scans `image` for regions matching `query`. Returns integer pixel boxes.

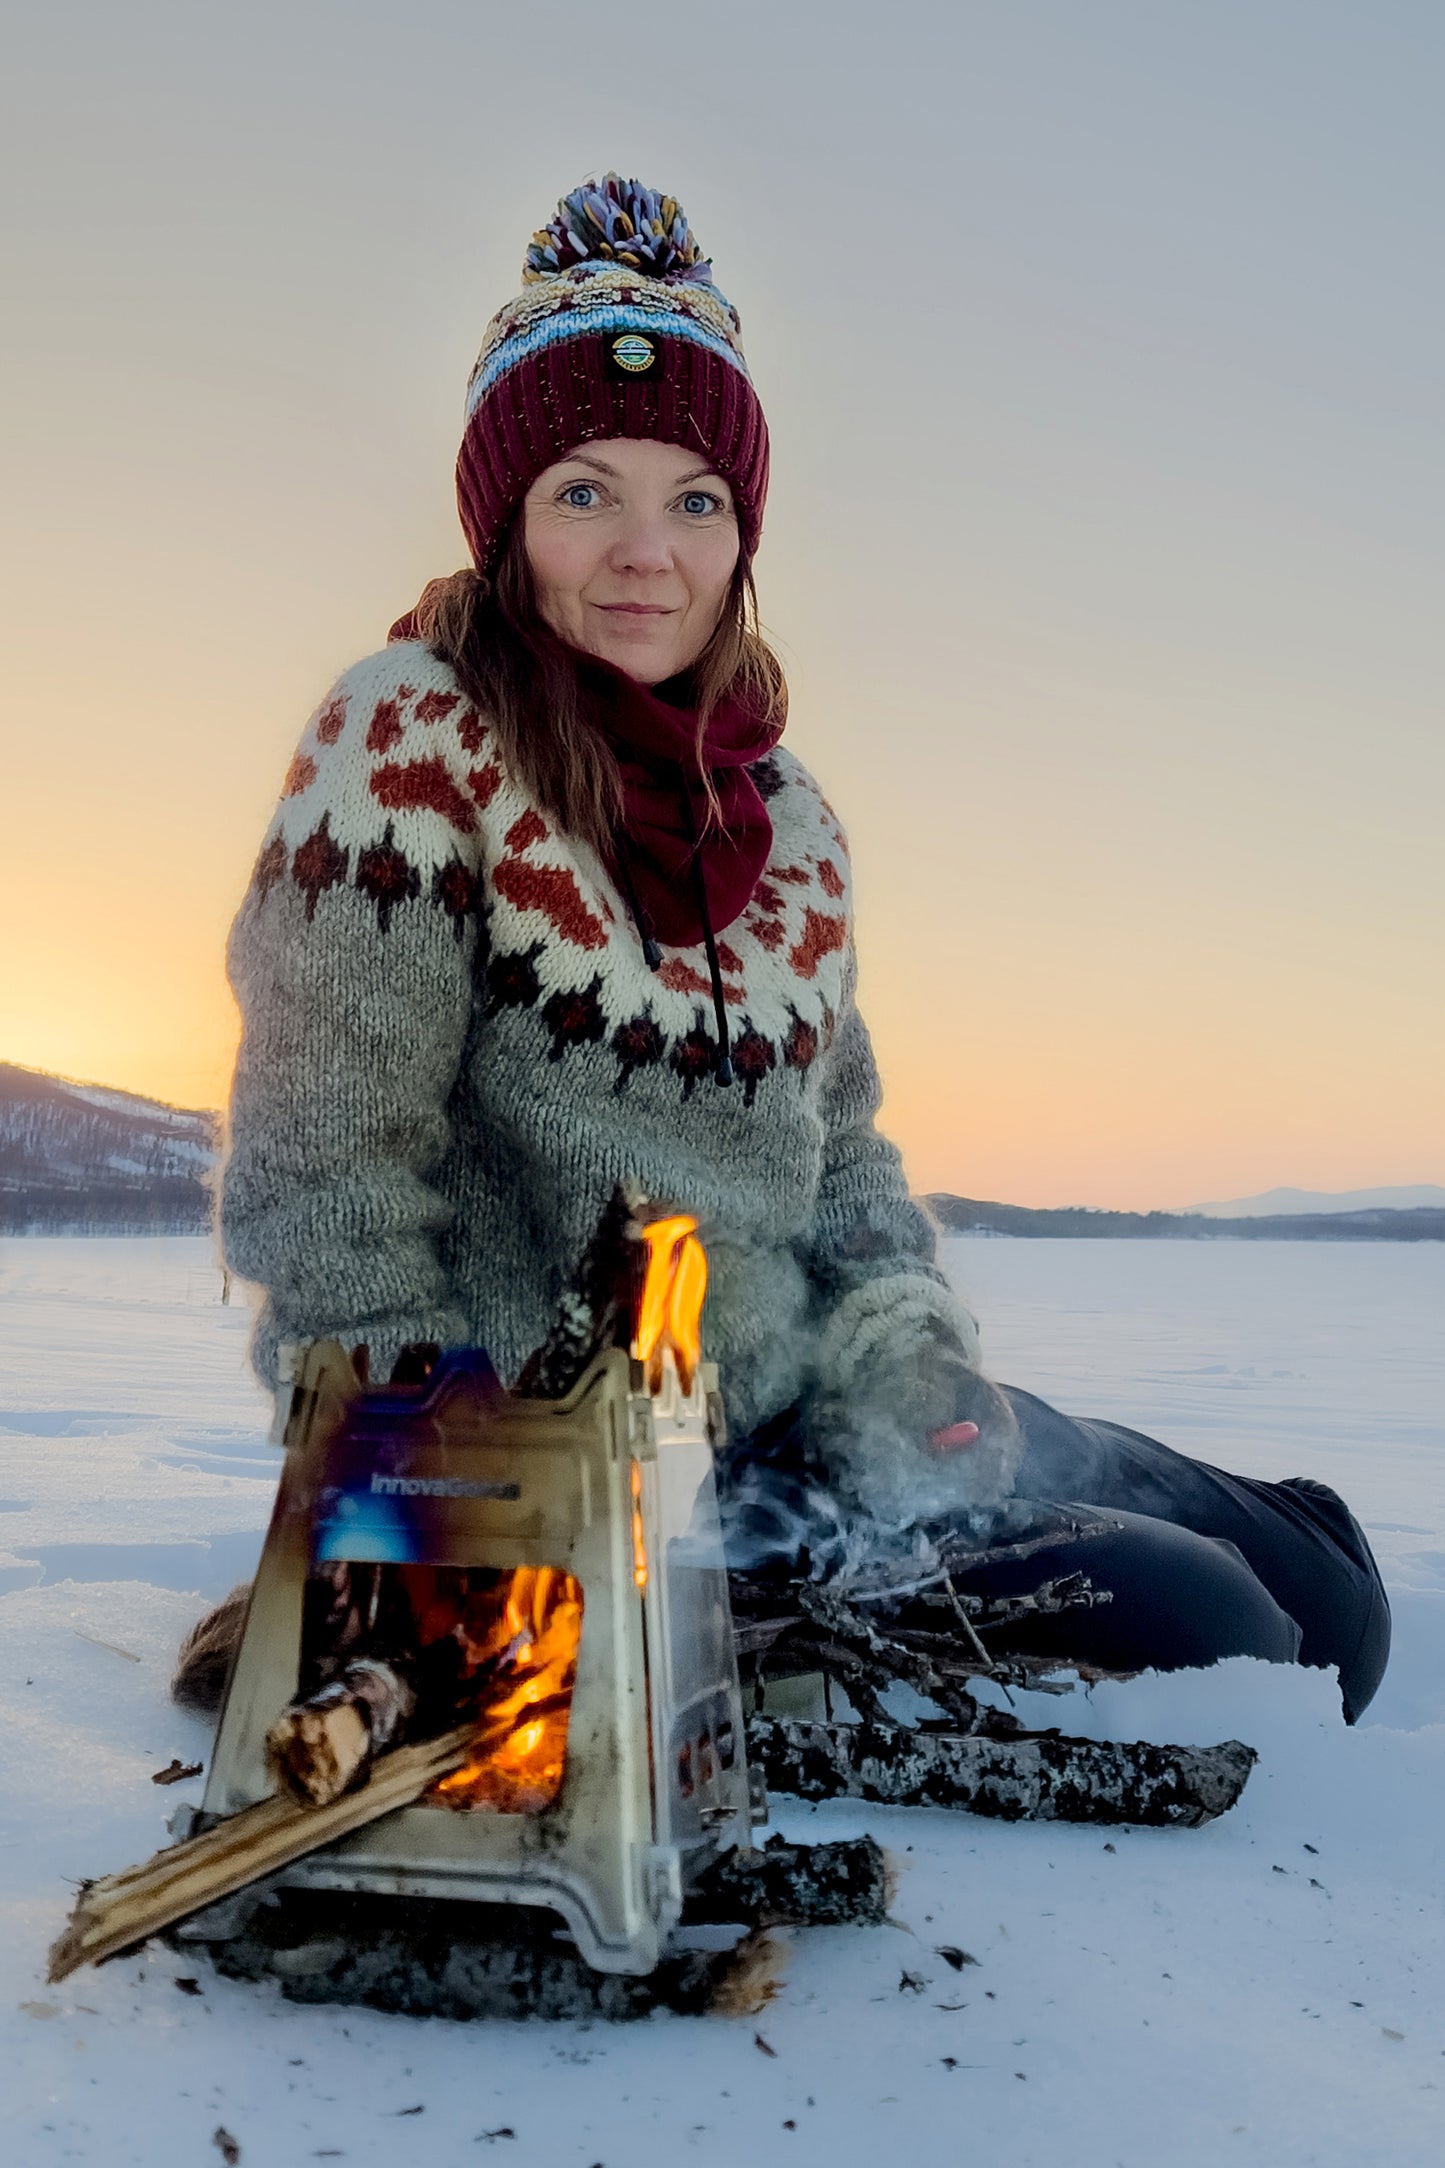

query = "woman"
[219,176,1388,1721]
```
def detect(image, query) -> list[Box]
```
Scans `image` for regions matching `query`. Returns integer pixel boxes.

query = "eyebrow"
[560,453,729,489]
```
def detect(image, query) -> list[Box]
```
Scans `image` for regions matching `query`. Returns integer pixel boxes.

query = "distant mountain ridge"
[0,1063,217,1232]
[927,1195,1445,1242]
[5,1059,1442,1242]
[1186,1183,1445,1218]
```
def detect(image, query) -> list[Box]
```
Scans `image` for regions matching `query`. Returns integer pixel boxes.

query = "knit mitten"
[813,1325,1022,1535]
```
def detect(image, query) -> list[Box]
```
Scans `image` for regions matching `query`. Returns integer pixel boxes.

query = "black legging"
[983,1386,1390,1722]
[720,1388,1391,1722]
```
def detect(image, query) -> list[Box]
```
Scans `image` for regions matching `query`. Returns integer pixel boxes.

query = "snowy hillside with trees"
[0,1065,216,1233]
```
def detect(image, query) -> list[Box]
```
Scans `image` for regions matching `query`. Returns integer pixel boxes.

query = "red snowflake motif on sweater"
[457,707,488,754]
[469,761,502,809]
[291,814,349,921]
[316,695,348,745]
[370,757,478,834]
[730,1025,777,1108]
[816,857,845,899]
[253,835,287,900]
[354,824,420,933]
[492,805,607,950]
[658,957,742,1002]
[415,689,459,725]
[485,944,542,1014]
[541,980,606,1060]
[432,858,478,940]
[493,861,608,950]
[505,810,548,853]
[611,1012,666,1089]
[783,1014,819,1071]
[789,909,847,979]
[282,752,317,798]
[366,700,405,755]
[670,1024,720,1098]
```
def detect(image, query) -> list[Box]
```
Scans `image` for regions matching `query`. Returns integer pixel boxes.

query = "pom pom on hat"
[524,174,714,286]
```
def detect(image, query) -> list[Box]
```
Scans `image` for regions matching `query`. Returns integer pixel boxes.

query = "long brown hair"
[409,517,787,856]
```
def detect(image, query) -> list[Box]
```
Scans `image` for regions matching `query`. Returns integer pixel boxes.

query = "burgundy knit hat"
[456,176,770,573]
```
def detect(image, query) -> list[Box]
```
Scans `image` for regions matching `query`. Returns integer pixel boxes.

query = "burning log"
[47,1725,475,1983]
[747,1716,1256,1827]
[277,1558,587,1818]
[266,1659,417,1808]
[427,1566,585,1816]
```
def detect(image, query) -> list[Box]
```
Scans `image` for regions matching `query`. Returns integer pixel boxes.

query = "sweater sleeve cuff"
[812,1271,982,1405]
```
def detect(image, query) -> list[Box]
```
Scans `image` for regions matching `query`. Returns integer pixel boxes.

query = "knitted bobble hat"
[455,175,770,572]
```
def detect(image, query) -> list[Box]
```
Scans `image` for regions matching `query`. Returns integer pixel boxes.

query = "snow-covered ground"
[1,1235,1441,2167]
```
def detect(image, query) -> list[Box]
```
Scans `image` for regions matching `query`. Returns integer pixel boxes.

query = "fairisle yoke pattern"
[223,641,981,1487]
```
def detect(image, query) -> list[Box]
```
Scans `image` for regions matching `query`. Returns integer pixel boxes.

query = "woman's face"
[521,437,740,685]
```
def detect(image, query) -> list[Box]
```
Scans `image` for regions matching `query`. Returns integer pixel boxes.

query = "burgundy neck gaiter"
[579,658,783,949]
[385,605,784,948]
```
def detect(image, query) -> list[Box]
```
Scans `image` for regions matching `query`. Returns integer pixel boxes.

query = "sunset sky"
[3,1,1440,1208]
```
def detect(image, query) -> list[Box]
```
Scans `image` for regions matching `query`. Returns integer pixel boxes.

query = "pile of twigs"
[729,1541,1256,1828]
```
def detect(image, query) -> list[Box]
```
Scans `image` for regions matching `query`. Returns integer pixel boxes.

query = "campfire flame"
[429,1567,584,1815]
[630,1458,649,1592]
[633,1213,708,1394]
[405,1208,710,1815]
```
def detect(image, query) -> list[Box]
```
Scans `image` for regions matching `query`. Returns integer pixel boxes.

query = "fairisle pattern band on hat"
[455,176,770,572]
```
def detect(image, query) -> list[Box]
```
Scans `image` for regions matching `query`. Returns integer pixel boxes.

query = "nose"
[607,506,675,578]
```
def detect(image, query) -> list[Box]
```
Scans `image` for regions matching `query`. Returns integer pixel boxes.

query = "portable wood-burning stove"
[201,1213,761,1976]
[45,1198,1257,1998]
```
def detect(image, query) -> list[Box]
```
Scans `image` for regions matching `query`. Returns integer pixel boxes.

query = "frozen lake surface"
[1,1235,1441,2166]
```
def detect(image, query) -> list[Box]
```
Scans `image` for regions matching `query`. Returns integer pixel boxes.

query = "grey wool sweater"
[222,639,991,1518]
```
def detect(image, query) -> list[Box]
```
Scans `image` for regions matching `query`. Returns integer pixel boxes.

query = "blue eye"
[681,490,720,515]
[562,483,600,509]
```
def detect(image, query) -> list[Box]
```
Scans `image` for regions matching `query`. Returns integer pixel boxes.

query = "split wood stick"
[48,1724,475,1983]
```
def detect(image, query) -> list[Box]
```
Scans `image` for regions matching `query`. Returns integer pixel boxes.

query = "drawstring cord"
[679,774,735,1087]
[613,772,735,1090]
[613,840,664,969]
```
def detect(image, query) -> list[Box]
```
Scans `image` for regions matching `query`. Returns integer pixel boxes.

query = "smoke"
[700,1228,1031,1589]
[716,1393,1027,1593]
[822,1396,1022,1527]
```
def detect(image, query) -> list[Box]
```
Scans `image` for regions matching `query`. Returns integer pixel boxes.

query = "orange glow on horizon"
[3,632,1439,1212]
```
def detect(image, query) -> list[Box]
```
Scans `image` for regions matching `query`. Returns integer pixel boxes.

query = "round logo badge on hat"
[607,331,662,379]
